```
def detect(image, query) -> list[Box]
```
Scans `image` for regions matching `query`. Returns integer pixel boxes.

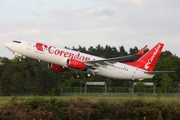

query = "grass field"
[0,94,180,105]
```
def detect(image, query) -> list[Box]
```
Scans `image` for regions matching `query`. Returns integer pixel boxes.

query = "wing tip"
[135,45,148,57]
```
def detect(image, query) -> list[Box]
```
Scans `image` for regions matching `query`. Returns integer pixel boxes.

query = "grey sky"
[1,0,180,59]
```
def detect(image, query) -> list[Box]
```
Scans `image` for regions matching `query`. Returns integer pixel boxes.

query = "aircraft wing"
[84,45,147,67]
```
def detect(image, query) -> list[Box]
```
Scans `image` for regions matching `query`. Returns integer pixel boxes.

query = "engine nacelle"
[67,59,85,70]
[48,63,66,72]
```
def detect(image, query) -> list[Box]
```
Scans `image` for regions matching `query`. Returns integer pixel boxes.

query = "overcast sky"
[1,0,180,59]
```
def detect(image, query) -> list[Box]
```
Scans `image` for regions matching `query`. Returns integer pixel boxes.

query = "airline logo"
[144,44,161,70]
[35,43,93,61]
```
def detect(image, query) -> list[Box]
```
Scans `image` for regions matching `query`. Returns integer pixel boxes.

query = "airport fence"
[1,86,179,96]
[60,86,178,94]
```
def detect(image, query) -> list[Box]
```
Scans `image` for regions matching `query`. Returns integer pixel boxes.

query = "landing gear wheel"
[74,73,80,79]
[18,57,22,62]
[85,73,91,78]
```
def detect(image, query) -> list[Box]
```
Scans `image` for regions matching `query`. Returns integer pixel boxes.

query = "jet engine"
[48,63,66,72]
[67,59,85,70]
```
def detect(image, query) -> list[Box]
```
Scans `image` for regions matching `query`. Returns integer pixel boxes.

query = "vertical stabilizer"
[124,43,164,71]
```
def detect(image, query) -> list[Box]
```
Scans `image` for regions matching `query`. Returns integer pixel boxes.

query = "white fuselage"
[5,40,154,80]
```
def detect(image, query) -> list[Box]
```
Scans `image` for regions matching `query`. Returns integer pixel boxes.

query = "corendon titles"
[35,43,94,61]
[144,44,161,70]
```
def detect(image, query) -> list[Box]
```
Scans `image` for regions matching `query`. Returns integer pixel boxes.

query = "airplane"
[5,40,174,80]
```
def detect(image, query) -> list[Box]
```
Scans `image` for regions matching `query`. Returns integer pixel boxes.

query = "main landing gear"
[85,73,91,78]
[74,73,80,79]
[74,72,91,79]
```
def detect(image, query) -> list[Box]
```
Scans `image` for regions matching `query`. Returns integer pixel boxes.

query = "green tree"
[119,45,128,56]
[129,46,138,54]
[34,67,44,95]
[136,81,145,93]
[0,57,14,95]
[160,74,172,93]
[0,43,180,95]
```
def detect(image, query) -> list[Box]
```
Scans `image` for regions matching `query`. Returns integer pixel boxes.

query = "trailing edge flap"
[144,71,175,74]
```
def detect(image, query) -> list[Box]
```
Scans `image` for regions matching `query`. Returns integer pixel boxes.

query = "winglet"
[135,45,148,57]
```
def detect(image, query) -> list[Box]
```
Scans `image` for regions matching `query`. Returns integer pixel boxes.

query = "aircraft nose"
[5,43,13,49]
[5,43,10,48]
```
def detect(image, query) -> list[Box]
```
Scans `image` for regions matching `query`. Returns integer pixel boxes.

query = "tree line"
[0,44,179,95]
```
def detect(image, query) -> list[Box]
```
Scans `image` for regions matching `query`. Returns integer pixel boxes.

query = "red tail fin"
[124,43,164,71]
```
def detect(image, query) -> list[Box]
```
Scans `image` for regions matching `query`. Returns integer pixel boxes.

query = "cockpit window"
[13,40,21,43]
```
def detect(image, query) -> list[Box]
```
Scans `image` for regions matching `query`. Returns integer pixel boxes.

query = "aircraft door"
[132,68,136,80]
[27,41,31,50]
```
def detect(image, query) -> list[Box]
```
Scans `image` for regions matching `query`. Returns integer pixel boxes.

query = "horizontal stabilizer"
[144,71,175,74]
